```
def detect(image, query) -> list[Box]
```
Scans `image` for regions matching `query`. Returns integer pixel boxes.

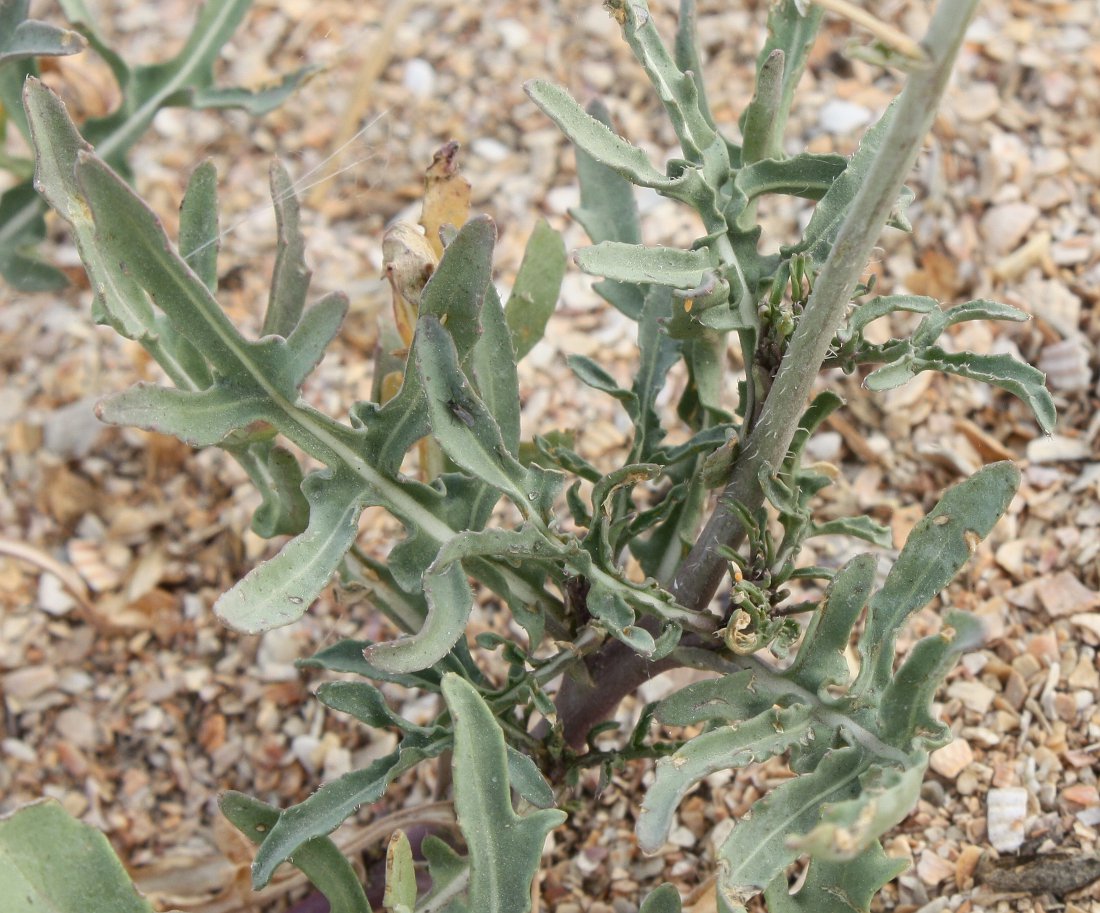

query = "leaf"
[574,241,713,290]
[0,799,155,913]
[790,762,926,861]
[912,347,1055,435]
[442,675,566,913]
[188,66,317,115]
[215,469,372,632]
[637,705,812,852]
[810,516,893,549]
[235,440,309,537]
[220,793,372,913]
[0,2,86,66]
[789,100,905,264]
[263,158,311,337]
[420,141,471,260]
[384,831,416,913]
[7,0,305,290]
[251,732,451,888]
[506,747,557,809]
[420,836,470,913]
[299,639,441,691]
[652,669,774,726]
[878,611,985,749]
[505,219,566,360]
[366,525,560,674]
[471,284,522,456]
[178,160,220,292]
[763,840,907,913]
[525,80,675,190]
[715,747,867,910]
[640,883,684,913]
[735,153,846,202]
[317,681,436,736]
[415,315,549,513]
[838,294,938,345]
[786,555,874,695]
[96,382,271,446]
[854,462,1019,695]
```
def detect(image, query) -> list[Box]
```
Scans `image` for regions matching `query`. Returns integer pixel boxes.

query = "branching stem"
[556,0,981,748]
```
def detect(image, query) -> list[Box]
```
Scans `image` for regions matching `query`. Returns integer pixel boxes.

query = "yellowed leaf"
[420,141,471,259]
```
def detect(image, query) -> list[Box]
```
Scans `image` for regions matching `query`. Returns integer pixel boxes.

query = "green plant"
[19,1,1055,912]
[0,0,312,290]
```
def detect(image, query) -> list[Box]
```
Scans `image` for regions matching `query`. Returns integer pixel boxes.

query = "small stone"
[947,679,996,715]
[955,844,983,889]
[818,99,873,133]
[42,397,104,459]
[38,572,76,616]
[1036,572,1100,617]
[1061,784,1100,807]
[954,82,1001,122]
[472,137,511,164]
[980,202,1040,256]
[957,769,980,796]
[930,737,974,779]
[2,738,37,763]
[668,824,696,848]
[3,665,59,701]
[1038,339,1092,392]
[403,58,435,98]
[1027,435,1093,463]
[987,787,1029,852]
[55,708,99,749]
[1071,613,1100,642]
[917,849,956,886]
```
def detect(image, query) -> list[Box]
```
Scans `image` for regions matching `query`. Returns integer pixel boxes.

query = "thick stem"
[674,0,978,614]
[555,0,980,749]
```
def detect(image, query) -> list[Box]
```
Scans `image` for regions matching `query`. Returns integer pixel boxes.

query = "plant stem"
[672,0,979,616]
[555,0,981,749]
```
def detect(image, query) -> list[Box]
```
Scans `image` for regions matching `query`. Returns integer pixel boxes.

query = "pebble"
[946,680,996,715]
[3,665,59,701]
[1036,571,1100,617]
[1027,435,1093,463]
[916,849,955,887]
[986,787,1029,852]
[55,707,100,749]
[37,572,76,616]
[930,738,974,779]
[1038,338,1092,392]
[403,58,436,98]
[980,202,1040,255]
[818,99,873,134]
[42,396,105,459]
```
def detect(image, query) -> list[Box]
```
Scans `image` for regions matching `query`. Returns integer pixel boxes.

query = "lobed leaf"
[220,793,372,913]
[854,461,1019,695]
[865,346,1056,435]
[763,841,907,913]
[443,675,565,913]
[251,732,451,888]
[638,705,813,852]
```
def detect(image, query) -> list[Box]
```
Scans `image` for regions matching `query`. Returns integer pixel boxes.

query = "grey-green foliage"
[0,800,156,913]
[639,462,1017,912]
[0,0,312,290]
[24,1,1053,912]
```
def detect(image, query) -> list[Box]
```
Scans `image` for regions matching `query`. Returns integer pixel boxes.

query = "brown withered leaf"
[420,141,471,260]
[381,221,437,347]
